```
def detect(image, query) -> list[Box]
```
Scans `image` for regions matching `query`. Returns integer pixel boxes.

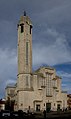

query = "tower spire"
[24,11,26,16]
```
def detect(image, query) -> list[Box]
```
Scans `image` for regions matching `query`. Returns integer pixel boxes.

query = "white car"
[2,110,10,117]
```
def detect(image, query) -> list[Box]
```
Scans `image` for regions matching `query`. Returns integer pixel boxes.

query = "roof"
[18,15,32,26]
[0,99,5,104]
[34,66,55,73]
[61,91,67,93]
[37,73,45,78]
[5,83,16,89]
[53,78,57,80]
[67,94,71,97]
[56,75,62,79]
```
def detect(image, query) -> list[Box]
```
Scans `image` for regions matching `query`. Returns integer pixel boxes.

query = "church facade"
[5,14,67,112]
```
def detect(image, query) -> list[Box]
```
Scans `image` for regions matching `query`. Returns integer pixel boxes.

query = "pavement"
[0,110,71,119]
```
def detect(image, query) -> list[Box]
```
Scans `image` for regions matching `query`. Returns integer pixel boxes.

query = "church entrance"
[34,101,41,111]
[57,104,61,111]
[36,104,40,111]
[46,103,51,112]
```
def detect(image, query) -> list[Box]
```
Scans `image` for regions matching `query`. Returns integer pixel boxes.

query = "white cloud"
[0,48,17,98]
[0,0,71,96]
[33,0,71,25]
[57,71,71,79]
[33,28,71,67]
[57,70,71,93]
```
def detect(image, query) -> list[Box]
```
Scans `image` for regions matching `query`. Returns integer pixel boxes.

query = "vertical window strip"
[26,42,28,65]
[46,75,52,96]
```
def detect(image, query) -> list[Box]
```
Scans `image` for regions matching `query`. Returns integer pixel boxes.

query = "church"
[5,13,67,112]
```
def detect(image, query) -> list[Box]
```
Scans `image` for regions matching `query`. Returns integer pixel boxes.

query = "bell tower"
[17,12,33,110]
[18,12,32,74]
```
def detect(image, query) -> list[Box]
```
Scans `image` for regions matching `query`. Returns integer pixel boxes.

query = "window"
[54,103,55,106]
[26,76,29,86]
[46,75,52,96]
[53,79,57,88]
[41,78,45,87]
[26,42,28,65]
[30,25,32,34]
[10,89,14,96]
[21,25,24,33]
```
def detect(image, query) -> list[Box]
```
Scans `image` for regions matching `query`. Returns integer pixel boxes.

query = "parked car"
[11,111,19,119]
[1,110,10,117]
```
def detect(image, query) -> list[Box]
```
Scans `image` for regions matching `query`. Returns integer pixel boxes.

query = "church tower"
[18,12,32,74]
[17,12,33,110]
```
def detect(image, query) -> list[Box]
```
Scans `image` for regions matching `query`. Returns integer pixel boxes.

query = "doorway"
[36,105,40,111]
[46,103,51,112]
[57,104,60,111]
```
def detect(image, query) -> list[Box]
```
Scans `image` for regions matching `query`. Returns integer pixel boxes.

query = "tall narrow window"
[46,75,52,96]
[26,42,28,65]
[26,76,29,86]
[30,25,32,34]
[21,25,24,33]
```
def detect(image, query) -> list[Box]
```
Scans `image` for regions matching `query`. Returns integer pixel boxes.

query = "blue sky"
[0,0,71,98]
